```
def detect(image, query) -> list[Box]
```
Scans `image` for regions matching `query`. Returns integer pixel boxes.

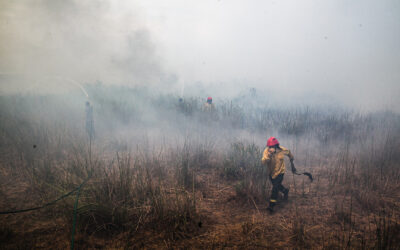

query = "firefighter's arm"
[261,148,273,165]
[271,171,279,179]
[290,160,297,173]
[284,148,296,173]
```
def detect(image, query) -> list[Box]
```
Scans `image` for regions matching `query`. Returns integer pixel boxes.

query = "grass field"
[0,84,399,249]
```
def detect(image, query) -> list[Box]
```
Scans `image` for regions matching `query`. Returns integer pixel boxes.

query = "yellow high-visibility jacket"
[202,102,215,112]
[261,146,294,179]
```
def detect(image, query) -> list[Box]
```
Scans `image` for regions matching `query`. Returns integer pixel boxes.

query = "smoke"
[0,0,169,90]
[141,0,400,111]
[0,0,399,111]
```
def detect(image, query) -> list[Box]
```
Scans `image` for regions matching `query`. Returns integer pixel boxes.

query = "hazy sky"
[1,0,399,110]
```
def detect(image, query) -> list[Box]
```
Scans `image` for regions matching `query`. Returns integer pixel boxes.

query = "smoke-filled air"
[0,0,399,249]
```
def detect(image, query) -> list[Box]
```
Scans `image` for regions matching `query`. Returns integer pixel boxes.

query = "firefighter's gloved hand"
[290,160,297,173]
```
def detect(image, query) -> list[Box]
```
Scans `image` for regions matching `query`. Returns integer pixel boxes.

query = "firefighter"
[202,97,215,112]
[261,137,296,213]
[85,101,94,140]
[177,97,185,113]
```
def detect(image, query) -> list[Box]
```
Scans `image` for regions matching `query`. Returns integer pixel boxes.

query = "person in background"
[176,97,194,116]
[261,137,296,213]
[202,96,215,112]
[178,97,185,113]
[85,101,94,140]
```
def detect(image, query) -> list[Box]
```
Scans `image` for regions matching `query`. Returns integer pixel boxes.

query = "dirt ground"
[1,164,400,249]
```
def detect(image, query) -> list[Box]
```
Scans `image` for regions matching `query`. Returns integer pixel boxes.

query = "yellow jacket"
[202,102,215,112]
[261,146,294,179]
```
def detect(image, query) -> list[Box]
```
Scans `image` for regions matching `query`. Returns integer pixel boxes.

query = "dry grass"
[0,87,399,249]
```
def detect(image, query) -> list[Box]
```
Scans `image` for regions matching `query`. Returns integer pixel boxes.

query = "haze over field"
[0,0,399,110]
[1,2,400,249]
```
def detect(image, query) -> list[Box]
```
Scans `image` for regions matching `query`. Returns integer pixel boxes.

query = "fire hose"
[291,161,313,182]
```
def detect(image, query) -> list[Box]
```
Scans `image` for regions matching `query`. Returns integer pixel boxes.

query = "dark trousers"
[269,174,287,204]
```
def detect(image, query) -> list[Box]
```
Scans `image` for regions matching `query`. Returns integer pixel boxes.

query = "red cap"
[207,97,212,101]
[267,137,279,147]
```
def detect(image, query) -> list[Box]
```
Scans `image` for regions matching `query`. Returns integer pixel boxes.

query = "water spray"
[57,76,89,98]
[37,76,89,99]
[0,72,89,99]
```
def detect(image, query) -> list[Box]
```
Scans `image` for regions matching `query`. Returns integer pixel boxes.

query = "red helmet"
[207,97,212,101]
[267,137,279,147]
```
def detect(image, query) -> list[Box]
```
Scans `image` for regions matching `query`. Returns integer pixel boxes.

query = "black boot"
[283,188,289,201]
[267,202,275,214]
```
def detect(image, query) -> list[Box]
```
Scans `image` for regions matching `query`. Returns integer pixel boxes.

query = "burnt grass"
[0,86,399,249]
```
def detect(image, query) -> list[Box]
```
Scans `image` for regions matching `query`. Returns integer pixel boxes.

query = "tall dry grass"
[0,85,399,248]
